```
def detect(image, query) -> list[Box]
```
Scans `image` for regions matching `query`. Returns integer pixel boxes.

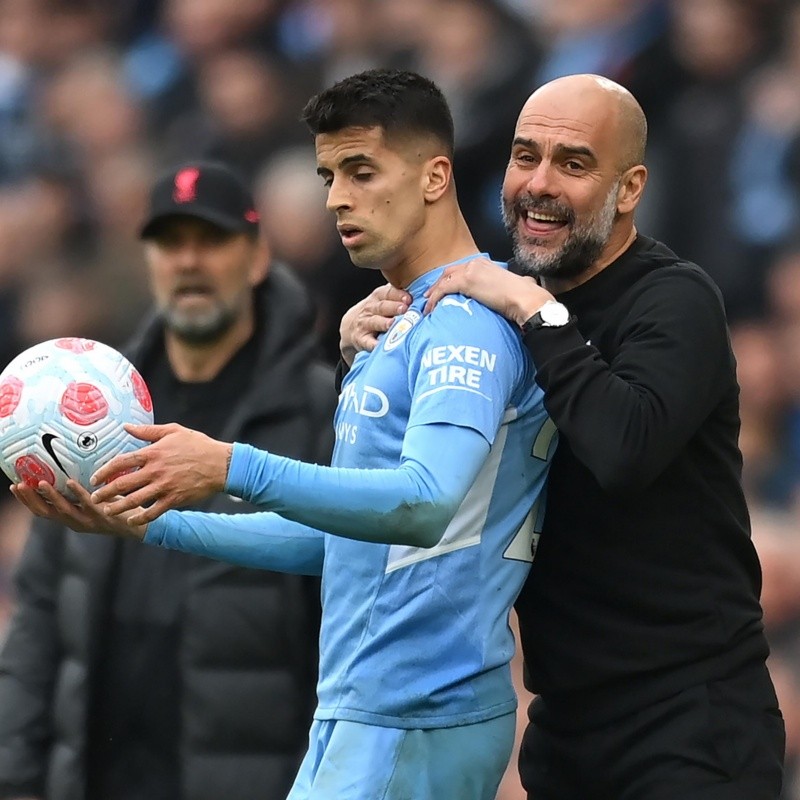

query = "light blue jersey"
[146,258,555,731]
[316,263,552,728]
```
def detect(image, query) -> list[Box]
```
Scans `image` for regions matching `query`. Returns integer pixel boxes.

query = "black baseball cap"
[140,161,260,239]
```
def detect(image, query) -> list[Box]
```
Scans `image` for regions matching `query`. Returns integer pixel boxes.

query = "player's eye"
[354,171,374,182]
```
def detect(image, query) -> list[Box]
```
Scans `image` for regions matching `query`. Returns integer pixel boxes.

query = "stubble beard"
[161,302,238,344]
[503,181,620,280]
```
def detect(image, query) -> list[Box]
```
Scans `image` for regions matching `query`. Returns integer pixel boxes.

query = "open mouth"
[521,210,569,237]
[173,286,213,302]
[337,224,365,246]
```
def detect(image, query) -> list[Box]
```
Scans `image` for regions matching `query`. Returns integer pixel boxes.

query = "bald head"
[522,74,647,172]
[503,73,649,289]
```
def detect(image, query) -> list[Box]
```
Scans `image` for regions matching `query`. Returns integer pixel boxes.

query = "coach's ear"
[617,164,647,215]
[249,235,270,285]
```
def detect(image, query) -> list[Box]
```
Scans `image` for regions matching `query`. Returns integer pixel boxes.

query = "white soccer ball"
[0,337,154,495]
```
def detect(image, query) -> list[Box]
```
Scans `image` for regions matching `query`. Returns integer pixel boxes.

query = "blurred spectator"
[161,49,305,175]
[732,320,795,507]
[657,0,773,320]
[125,0,287,139]
[279,0,385,84]
[761,245,800,513]
[412,0,539,257]
[42,50,144,162]
[532,0,662,71]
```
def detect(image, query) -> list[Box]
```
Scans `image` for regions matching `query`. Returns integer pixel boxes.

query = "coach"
[349,74,785,799]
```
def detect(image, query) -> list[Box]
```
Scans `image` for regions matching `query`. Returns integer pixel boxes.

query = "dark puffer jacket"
[0,265,336,800]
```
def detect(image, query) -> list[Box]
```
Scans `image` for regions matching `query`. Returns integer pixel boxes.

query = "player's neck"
[165,312,255,383]
[383,209,479,291]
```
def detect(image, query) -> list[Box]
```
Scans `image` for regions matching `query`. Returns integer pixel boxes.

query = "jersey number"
[503,416,556,563]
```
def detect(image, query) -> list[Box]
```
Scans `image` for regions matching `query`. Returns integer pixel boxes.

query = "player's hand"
[423,258,554,326]
[339,283,411,366]
[10,479,147,541]
[89,423,232,525]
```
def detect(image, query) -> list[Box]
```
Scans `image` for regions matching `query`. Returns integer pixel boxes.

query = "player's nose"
[326,176,353,213]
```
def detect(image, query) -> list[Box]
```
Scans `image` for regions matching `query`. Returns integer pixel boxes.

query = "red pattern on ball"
[55,338,96,353]
[60,382,109,426]
[131,369,153,413]
[0,376,23,418]
[15,455,56,487]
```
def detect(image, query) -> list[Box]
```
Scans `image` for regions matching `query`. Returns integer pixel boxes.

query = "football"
[0,337,154,495]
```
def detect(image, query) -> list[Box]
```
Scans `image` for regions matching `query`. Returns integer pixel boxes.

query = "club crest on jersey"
[384,310,421,352]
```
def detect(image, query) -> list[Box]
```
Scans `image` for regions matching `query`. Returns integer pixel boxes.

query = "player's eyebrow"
[317,153,377,176]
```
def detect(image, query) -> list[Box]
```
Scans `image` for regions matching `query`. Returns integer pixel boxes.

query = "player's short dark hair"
[301,69,455,158]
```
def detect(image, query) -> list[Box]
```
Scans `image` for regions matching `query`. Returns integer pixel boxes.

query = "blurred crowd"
[0,0,800,796]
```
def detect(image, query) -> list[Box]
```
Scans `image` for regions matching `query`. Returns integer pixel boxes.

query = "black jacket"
[0,265,336,799]
[516,235,768,726]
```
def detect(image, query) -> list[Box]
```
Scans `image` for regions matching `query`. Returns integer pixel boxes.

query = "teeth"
[527,211,562,222]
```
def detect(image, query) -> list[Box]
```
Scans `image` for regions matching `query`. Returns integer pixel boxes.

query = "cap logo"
[173,167,200,203]
[244,209,260,223]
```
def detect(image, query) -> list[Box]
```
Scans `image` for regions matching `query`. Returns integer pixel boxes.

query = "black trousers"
[519,661,785,800]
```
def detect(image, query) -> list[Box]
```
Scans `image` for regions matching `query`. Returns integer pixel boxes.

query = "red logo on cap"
[173,167,200,204]
[244,209,260,223]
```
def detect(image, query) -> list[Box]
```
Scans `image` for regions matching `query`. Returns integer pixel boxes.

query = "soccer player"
[13,70,556,800]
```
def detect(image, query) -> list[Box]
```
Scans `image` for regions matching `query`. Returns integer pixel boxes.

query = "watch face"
[542,302,569,326]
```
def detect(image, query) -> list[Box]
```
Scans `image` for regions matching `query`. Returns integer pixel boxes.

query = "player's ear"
[422,156,452,203]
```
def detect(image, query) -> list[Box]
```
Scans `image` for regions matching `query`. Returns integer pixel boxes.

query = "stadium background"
[0,0,799,797]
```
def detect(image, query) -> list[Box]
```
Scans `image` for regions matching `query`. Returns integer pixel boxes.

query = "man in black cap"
[0,161,336,800]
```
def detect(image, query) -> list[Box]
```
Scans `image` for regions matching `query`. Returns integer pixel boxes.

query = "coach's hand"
[424,259,553,326]
[340,283,411,366]
[10,479,147,541]
[89,423,232,525]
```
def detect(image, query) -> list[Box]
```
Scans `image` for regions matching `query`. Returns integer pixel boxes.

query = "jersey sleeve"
[144,510,326,576]
[217,299,529,548]
[226,422,490,548]
[405,298,525,444]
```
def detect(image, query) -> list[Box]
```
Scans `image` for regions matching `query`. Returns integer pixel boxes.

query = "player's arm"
[92,303,522,546]
[144,510,325,576]
[11,480,327,576]
[222,305,522,547]
[225,422,490,548]
[87,417,492,542]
